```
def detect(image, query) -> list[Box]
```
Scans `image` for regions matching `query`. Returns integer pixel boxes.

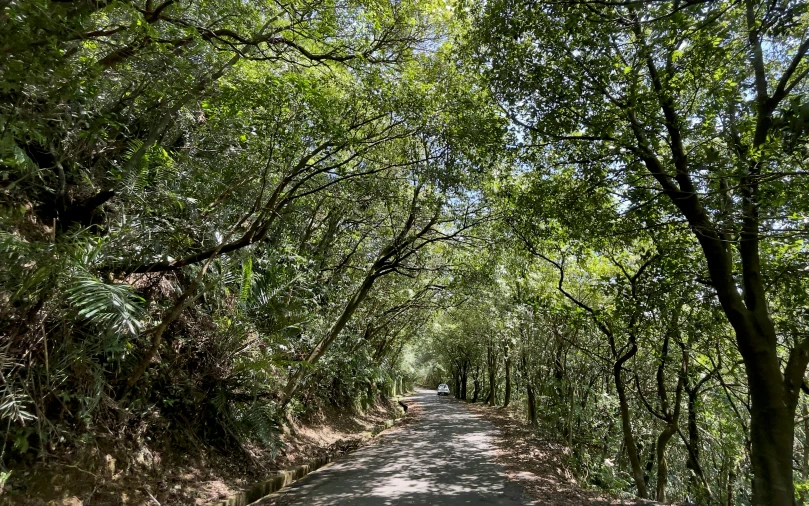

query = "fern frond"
[67,273,145,336]
[235,402,280,446]
[239,257,253,303]
[211,388,229,414]
[0,384,36,425]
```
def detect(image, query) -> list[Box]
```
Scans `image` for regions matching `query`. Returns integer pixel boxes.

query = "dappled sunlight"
[465,403,651,506]
[261,389,527,505]
[369,477,432,497]
[454,430,495,449]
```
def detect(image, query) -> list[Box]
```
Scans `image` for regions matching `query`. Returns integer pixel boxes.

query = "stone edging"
[210,404,407,506]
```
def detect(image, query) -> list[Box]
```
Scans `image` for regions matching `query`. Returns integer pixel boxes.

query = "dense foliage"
[2,1,809,506]
[0,0,498,478]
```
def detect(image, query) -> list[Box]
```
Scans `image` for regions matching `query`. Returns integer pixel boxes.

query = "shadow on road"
[259,389,527,505]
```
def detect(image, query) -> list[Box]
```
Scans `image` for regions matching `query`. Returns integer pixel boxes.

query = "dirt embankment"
[1,399,404,506]
[464,402,653,506]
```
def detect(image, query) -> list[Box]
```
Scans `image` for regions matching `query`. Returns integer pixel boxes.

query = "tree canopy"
[2,1,809,505]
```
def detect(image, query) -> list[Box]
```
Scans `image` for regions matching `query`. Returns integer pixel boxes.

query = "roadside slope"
[464,403,653,506]
[1,399,401,506]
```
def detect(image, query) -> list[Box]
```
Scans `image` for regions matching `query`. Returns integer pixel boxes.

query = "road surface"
[260,389,528,505]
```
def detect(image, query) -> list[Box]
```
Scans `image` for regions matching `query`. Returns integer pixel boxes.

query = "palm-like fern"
[66,273,145,336]
[0,351,36,426]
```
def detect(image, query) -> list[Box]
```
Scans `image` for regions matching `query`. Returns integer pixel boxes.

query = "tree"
[1,0,512,480]
[282,175,485,402]
[470,1,809,502]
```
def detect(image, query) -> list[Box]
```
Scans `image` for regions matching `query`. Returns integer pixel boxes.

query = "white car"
[437,384,450,396]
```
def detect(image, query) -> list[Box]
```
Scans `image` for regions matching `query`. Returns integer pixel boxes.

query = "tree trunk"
[687,387,700,480]
[503,354,511,408]
[526,382,537,426]
[685,387,713,499]
[650,324,684,504]
[486,371,495,405]
[461,363,468,401]
[643,438,656,495]
[567,384,574,449]
[727,467,736,506]
[472,365,480,403]
[741,325,797,506]
[651,214,800,506]
[803,399,809,506]
[656,424,677,502]
[613,349,647,498]
[553,343,564,384]
[486,342,497,406]
[522,352,537,425]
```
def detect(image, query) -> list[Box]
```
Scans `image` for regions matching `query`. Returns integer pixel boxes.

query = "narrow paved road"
[261,389,527,505]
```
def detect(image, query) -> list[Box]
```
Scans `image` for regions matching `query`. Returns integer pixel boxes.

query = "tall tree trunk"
[656,425,676,502]
[451,364,459,398]
[487,372,496,405]
[461,362,468,401]
[613,342,647,498]
[684,385,715,501]
[641,160,800,504]
[683,385,713,500]
[567,384,574,449]
[686,387,700,484]
[522,352,537,425]
[803,399,809,506]
[553,343,564,384]
[486,342,497,406]
[472,365,481,403]
[503,353,511,408]
[651,324,685,503]
[727,467,736,506]
[741,324,797,506]
[526,382,537,426]
[643,439,656,494]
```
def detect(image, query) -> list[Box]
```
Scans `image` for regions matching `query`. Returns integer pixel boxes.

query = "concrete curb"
[210,404,407,506]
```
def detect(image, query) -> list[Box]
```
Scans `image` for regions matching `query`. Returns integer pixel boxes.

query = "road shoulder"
[462,402,653,506]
